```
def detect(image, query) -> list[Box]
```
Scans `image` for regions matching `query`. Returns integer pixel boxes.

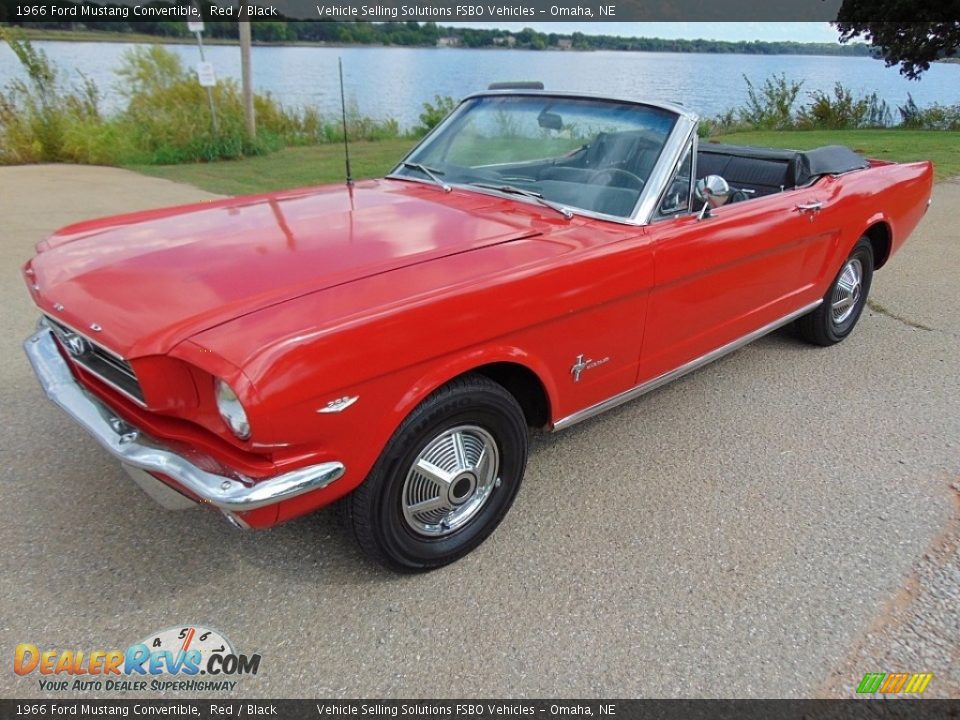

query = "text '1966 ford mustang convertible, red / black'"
[23,89,933,570]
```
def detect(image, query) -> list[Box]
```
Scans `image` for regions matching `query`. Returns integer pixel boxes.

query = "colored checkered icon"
[857,672,932,694]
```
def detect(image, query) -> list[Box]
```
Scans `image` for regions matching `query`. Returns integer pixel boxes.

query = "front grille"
[46,316,146,405]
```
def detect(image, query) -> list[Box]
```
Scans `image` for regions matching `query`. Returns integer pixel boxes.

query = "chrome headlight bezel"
[214,379,251,440]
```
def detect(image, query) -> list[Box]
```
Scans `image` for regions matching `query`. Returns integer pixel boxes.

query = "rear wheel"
[796,237,874,346]
[345,374,528,572]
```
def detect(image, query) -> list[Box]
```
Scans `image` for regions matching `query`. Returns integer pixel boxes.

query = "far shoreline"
[6,26,888,61]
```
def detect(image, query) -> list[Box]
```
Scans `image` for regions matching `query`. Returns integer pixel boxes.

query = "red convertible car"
[23,90,933,570]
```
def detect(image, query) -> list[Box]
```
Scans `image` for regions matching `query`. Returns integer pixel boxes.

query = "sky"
[445,22,841,44]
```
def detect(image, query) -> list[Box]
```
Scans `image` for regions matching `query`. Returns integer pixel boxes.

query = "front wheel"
[345,374,528,572]
[796,237,874,346]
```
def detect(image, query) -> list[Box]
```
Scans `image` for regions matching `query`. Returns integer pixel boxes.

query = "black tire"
[345,373,528,572]
[796,237,874,346]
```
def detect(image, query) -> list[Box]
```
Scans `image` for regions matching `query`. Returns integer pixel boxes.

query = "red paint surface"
[23,161,934,528]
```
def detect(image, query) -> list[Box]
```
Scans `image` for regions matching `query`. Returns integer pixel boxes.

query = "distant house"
[436,36,461,48]
[557,38,573,50]
[493,36,517,47]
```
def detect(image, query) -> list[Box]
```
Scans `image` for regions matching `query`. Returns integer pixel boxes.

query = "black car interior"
[445,130,870,219]
[470,129,667,217]
[696,144,798,198]
[695,142,871,201]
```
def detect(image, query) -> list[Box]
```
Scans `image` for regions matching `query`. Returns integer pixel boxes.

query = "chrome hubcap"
[401,425,500,537]
[831,257,863,325]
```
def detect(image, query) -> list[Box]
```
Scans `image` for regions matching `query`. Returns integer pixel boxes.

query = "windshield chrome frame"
[649,127,700,223]
[387,91,700,227]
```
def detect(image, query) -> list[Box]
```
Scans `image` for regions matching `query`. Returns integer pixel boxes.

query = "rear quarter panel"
[826,160,933,274]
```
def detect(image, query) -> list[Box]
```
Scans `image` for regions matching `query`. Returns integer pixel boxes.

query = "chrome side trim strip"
[552,300,822,432]
[24,329,346,512]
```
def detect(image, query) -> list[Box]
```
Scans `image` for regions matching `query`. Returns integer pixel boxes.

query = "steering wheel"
[588,167,646,191]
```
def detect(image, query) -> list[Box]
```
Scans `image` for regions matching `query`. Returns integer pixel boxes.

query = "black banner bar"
[2,0,940,23]
[6,0,958,22]
[2,700,960,720]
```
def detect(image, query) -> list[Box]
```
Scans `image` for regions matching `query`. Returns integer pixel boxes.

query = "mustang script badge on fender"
[571,354,610,383]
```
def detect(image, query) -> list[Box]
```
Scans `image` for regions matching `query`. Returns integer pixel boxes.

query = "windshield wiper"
[469,182,573,220]
[400,162,451,192]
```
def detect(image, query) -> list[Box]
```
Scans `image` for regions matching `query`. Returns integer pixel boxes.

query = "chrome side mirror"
[695,175,731,219]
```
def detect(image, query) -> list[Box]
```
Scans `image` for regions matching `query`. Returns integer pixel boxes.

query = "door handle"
[794,201,822,221]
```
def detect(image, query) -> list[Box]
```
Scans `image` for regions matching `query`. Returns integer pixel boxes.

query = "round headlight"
[215,379,251,440]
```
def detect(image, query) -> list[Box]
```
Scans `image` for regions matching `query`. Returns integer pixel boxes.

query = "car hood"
[25,179,540,358]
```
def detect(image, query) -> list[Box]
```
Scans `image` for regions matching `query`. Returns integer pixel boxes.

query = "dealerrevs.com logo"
[14,625,261,693]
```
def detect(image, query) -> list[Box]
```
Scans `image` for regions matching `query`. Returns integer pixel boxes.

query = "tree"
[253,22,289,43]
[835,4,960,79]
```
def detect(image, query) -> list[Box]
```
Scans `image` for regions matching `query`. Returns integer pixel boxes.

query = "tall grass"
[0,31,105,163]
[0,31,403,166]
[739,74,803,130]
[702,74,953,136]
[111,45,277,163]
[898,93,960,131]
[414,94,458,136]
[796,83,892,129]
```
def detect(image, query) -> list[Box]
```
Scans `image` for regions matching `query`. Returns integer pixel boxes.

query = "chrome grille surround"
[23,327,346,513]
[44,315,146,406]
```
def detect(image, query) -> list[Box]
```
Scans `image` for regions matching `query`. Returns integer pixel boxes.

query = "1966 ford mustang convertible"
[23,90,933,570]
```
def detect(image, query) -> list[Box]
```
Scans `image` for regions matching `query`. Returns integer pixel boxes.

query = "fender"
[268,345,558,524]
[392,344,560,426]
[169,339,277,448]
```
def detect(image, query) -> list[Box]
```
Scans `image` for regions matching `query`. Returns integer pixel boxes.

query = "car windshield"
[392,95,679,219]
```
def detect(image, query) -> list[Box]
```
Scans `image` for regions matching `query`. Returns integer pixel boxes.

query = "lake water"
[1,40,957,129]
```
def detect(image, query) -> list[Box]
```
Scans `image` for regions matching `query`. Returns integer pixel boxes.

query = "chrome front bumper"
[24,328,345,514]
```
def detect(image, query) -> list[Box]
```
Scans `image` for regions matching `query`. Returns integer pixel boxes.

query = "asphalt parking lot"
[1,165,957,698]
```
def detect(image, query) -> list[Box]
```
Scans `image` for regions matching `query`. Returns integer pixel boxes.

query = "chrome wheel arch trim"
[551,300,822,432]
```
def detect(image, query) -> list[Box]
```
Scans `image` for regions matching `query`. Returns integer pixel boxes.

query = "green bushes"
[2,31,955,167]
[415,94,457,136]
[898,94,960,130]
[0,32,106,163]
[112,45,278,163]
[796,84,893,129]
[0,32,404,166]
[703,75,951,136]
[739,74,803,130]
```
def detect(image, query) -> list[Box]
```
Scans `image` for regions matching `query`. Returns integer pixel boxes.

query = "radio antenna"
[338,57,353,187]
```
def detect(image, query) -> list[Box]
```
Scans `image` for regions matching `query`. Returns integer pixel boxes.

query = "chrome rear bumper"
[24,328,345,514]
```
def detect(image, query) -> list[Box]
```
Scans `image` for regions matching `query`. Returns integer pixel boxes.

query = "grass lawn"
[714,129,960,180]
[132,138,417,195]
[134,130,958,196]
